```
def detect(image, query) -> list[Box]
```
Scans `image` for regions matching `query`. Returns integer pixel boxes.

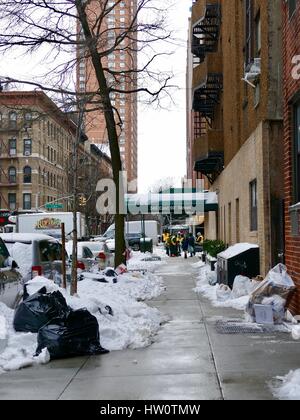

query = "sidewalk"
[0,255,299,400]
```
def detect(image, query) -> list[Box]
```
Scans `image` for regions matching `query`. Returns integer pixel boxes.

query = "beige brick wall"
[205,122,273,276]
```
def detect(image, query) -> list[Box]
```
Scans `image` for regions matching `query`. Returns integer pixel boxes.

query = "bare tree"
[150,176,176,193]
[0,0,174,271]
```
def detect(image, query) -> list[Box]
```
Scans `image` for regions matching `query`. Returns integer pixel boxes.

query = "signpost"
[45,203,64,209]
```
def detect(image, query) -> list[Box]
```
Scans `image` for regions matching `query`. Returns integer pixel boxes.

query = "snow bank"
[273,370,300,400]
[193,265,249,311]
[0,303,49,373]
[127,250,166,273]
[0,266,165,374]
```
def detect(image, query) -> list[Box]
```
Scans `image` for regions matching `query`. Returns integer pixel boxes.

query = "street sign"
[45,203,63,209]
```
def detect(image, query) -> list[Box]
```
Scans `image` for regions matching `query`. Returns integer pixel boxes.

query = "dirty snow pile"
[127,250,166,273]
[273,370,300,400]
[0,303,50,374]
[193,265,250,311]
[0,268,165,374]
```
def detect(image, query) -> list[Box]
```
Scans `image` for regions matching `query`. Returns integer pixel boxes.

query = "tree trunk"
[76,1,126,268]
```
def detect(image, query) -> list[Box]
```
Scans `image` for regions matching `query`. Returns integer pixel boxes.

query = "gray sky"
[137,0,190,193]
[0,0,191,194]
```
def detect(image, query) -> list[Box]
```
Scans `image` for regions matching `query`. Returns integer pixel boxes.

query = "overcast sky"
[138,1,190,193]
[0,0,191,194]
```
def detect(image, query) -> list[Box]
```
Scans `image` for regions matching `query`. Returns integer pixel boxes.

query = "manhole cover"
[215,319,277,335]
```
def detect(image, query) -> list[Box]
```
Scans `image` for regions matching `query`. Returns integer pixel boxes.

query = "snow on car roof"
[0,233,59,243]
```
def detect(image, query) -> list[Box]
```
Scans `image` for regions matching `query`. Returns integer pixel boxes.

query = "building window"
[23,138,32,156]
[250,179,258,231]
[245,0,254,69]
[8,166,16,183]
[294,101,300,202]
[23,193,31,210]
[288,0,297,18]
[9,138,17,156]
[236,198,240,243]
[23,166,32,183]
[9,112,17,129]
[24,112,32,128]
[8,193,16,211]
[255,11,261,57]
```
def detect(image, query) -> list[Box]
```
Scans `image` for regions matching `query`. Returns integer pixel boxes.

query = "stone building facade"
[0,91,112,232]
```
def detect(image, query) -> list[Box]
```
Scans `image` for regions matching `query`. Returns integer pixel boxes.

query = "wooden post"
[61,223,67,289]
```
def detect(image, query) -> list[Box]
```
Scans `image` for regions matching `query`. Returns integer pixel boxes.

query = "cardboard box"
[254,304,274,325]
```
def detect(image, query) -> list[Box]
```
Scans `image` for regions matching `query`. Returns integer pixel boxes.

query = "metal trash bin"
[140,238,153,253]
[217,243,260,288]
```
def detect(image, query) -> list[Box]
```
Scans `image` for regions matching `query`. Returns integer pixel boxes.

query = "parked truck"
[99,220,160,245]
[4,212,86,240]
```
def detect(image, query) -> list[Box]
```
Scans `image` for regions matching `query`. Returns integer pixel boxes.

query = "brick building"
[283,0,300,314]
[77,0,138,185]
[188,0,284,275]
[0,91,112,232]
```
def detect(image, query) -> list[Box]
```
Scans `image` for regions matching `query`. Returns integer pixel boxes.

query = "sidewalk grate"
[215,319,279,335]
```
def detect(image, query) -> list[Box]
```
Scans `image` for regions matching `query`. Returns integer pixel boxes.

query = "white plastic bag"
[262,296,286,324]
[216,284,231,302]
[245,264,295,323]
[207,271,218,286]
[231,275,252,299]
[265,264,295,288]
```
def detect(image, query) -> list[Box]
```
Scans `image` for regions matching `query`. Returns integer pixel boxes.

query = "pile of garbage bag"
[245,264,295,324]
[13,287,108,359]
[14,287,69,333]
[36,309,109,360]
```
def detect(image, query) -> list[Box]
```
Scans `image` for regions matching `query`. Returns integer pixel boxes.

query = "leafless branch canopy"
[0,0,175,109]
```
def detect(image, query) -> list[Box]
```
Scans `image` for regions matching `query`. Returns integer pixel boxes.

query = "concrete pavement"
[0,255,299,400]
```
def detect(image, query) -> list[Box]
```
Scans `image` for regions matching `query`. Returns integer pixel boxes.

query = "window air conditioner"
[243,58,261,87]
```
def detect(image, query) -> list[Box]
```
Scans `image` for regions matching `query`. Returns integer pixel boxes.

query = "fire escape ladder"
[192,3,221,64]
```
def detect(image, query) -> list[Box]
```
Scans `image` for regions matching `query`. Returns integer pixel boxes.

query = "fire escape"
[192,2,223,184]
[192,3,221,65]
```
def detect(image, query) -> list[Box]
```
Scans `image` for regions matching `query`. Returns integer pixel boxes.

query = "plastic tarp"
[36,309,109,360]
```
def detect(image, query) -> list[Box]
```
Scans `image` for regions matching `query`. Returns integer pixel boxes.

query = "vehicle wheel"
[133,244,140,251]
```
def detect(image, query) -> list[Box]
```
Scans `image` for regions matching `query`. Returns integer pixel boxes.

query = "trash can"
[217,243,260,289]
[140,238,153,253]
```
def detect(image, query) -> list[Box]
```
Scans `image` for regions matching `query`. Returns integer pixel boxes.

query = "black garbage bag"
[13,287,70,333]
[36,308,109,360]
[104,268,118,278]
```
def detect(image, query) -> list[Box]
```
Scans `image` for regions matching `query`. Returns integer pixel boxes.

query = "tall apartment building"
[0,91,112,232]
[188,0,284,275]
[282,0,300,314]
[77,0,138,185]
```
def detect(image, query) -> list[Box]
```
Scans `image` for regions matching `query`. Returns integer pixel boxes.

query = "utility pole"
[70,98,85,296]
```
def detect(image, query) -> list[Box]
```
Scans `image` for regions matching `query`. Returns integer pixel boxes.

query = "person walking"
[165,234,171,256]
[182,235,189,259]
[188,233,196,257]
[170,234,178,257]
